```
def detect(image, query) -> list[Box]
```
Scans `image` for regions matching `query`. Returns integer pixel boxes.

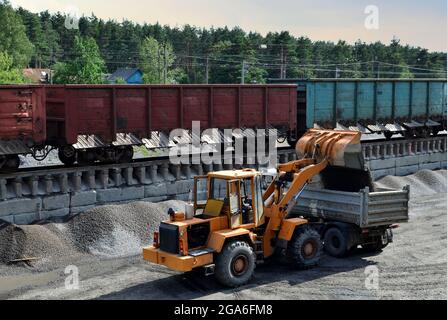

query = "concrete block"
[97,187,144,204]
[43,194,70,210]
[71,191,97,207]
[145,184,168,198]
[166,180,194,196]
[70,205,95,215]
[175,193,191,201]
[396,155,420,167]
[42,208,70,220]
[142,196,168,203]
[0,215,14,224]
[396,165,419,177]
[419,162,441,171]
[372,168,396,181]
[368,158,396,170]
[0,198,41,217]
[14,212,38,225]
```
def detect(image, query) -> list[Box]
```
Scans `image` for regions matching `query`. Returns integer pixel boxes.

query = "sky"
[10,0,447,52]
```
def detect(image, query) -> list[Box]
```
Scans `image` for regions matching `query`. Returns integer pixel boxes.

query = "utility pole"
[241,60,246,84]
[280,45,284,79]
[205,55,210,84]
[163,43,168,84]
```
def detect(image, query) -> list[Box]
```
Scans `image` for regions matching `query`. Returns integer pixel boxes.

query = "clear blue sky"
[11,0,447,52]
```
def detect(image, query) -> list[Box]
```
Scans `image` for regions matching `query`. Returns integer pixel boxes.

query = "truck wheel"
[215,241,256,288]
[58,146,77,166]
[362,240,389,253]
[324,227,349,258]
[287,226,322,269]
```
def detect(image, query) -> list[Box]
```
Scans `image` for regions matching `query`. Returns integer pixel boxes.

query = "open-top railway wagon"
[271,79,447,141]
[45,84,297,165]
[0,86,46,171]
[0,84,297,170]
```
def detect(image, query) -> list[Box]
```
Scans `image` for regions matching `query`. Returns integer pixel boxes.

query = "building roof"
[23,68,51,83]
[108,68,142,81]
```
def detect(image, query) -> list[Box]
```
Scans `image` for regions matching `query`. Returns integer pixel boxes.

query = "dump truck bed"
[293,186,410,228]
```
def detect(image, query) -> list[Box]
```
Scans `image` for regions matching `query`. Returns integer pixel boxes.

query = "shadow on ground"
[96,250,377,300]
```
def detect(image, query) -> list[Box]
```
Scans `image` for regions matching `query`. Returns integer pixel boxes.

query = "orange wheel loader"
[142,129,366,287]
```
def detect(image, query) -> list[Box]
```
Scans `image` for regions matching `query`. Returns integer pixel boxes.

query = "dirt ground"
[1,176,447,300]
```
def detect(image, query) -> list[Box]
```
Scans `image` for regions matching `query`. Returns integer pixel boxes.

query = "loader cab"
[193,169,265,229]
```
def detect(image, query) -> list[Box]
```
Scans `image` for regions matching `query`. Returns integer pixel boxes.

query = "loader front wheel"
[215,241,256,288]
[287,226,322,269]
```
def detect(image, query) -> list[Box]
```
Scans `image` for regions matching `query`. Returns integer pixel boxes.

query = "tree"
[53,36,106,84]
[0,51,25,84]
[139,37,181,84]
[0,1,33,67]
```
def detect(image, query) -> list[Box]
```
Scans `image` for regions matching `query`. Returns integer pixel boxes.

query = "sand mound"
[375,170,447,197]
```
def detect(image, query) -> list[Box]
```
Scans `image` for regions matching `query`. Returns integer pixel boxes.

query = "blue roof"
[108,68,142,81]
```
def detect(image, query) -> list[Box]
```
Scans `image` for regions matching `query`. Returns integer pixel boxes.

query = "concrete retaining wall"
[0,151,297,224]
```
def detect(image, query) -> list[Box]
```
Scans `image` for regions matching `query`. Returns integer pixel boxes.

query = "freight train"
[1,79,447,172]
[0,84,297,171]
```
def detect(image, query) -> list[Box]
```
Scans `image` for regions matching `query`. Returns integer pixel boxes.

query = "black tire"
[287,226,323,269]
[323,227,349,258]
[384,131,393,140]
[2,155,20,172]
[58,146,77,166]
[362,240,389,253]
[117,146,134,163]
[215,241,256,288]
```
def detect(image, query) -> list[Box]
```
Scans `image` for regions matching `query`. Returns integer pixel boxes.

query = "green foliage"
[0,51,25,83]
[53,36,106,84]
[139,37,182,84]
[3,3,447,81]
[114,77,127,84]
[0,1,34,67]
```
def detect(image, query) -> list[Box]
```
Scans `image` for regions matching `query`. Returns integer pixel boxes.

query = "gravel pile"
[0,224,83,271]
[67,200,186,257]
[0,200,187,270]
[375,170,447,197]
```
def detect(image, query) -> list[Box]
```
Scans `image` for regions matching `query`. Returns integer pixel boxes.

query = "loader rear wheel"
[215,241,256,288]
[287,226,322,269]
[323,227,349,258]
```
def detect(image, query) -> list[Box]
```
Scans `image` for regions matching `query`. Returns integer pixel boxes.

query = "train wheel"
[58,146,77,166]
[117,146,134,163]
[287,137,297,148]
[384,131,394,140]
[3,155,20,171]
[77,150,96,165]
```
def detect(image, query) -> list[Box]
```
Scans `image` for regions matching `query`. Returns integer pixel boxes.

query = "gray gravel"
[0,200,186,274]
[1,170,447,300]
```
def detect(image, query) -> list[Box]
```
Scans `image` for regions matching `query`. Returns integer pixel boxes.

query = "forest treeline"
[1,0,446,84]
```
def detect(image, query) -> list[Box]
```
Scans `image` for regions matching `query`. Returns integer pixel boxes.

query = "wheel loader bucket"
[296,129,365,170]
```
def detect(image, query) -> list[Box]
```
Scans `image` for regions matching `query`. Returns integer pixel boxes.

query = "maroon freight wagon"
[0,86,46,171]
[46,84,297,165]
